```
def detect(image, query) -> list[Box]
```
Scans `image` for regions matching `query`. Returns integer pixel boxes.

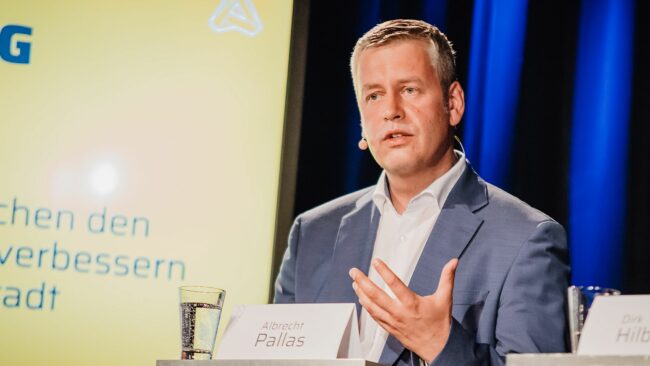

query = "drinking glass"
[179,286,226,360]
[567,285,620,352]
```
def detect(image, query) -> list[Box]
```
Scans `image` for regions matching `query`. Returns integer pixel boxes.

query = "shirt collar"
[372,150,467,214]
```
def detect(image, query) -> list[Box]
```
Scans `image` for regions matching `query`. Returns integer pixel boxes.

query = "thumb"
[436,258,459,304]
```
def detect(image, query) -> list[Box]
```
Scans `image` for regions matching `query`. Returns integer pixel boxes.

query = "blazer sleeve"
[429,220,570,366]
[273,217,302,304]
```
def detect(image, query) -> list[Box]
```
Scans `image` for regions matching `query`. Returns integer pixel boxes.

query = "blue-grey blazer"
[274,162,569,366]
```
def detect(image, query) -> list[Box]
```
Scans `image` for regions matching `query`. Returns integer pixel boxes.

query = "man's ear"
[447,81,465,127]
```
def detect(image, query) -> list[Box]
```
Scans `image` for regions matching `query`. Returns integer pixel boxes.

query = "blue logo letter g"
[0,25,32,64]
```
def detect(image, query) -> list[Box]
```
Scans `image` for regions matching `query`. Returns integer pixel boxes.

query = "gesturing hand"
[349,258,459,364]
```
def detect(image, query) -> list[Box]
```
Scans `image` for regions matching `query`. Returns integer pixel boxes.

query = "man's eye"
[405,87,416,94]
[367,93,379,101]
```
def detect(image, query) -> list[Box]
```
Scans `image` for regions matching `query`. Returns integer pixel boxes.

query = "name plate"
[217,303,361,359]
[578,295,650,355]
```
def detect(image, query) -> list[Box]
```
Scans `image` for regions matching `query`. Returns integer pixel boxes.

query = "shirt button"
[400,235,406,242]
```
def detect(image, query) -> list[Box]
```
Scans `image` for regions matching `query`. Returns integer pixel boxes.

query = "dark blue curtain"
[568,0,635,289]
[292,0,649,293]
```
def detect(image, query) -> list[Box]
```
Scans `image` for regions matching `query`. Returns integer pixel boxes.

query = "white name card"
[216,303,361,360]
[578,295,650,355]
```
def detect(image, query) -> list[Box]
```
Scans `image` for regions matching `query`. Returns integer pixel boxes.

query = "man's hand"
[349,258,458,364]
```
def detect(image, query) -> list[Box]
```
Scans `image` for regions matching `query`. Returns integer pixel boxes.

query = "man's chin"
[381,162,421,178]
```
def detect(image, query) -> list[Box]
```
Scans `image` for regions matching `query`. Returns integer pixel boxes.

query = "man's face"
[357,39,459,177]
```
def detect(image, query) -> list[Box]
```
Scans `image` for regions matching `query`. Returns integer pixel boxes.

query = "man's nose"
[382,92,403,121]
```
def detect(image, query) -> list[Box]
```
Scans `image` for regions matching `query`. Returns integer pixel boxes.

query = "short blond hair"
[350,19,457,102]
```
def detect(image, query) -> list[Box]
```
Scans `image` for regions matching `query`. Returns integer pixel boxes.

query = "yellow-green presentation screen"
[0,1,294,365]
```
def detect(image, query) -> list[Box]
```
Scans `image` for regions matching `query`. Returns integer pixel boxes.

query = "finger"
[349,267,396,312]
[354,287,411,347]
[373,314,402,339]
[372,258,416,304]
[435,258,459,304]
[354,284,411,342]
[352,279,395,326]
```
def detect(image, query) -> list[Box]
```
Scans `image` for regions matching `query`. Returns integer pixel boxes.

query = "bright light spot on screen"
[89,162,119,195]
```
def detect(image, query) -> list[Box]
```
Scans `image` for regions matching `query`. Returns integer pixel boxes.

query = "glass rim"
[179,285,225,294]
[574,285,621,294]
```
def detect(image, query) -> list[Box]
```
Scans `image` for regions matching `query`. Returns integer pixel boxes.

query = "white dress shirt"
[359,150,466,362]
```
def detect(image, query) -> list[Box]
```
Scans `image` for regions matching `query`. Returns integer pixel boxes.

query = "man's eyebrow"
[362,83,383,92]
[396,77,424,85]
[362,78,424,91]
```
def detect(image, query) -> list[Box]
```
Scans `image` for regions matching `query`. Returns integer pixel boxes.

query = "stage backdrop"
[0,1,293,365]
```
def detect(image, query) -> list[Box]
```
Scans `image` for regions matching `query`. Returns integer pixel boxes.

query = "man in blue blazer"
[274,19,569,366]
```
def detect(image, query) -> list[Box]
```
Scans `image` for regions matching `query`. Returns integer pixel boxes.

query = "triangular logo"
[208,0,263,37]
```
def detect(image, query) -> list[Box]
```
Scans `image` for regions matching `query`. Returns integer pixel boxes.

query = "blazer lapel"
[379,163,488,365]
[317,190,380,317]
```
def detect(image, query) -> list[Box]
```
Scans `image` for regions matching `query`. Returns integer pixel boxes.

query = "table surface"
[157,360,381,366]
[507,353,650,366]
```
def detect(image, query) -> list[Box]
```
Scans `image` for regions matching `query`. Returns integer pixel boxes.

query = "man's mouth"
[383,130,412,141]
